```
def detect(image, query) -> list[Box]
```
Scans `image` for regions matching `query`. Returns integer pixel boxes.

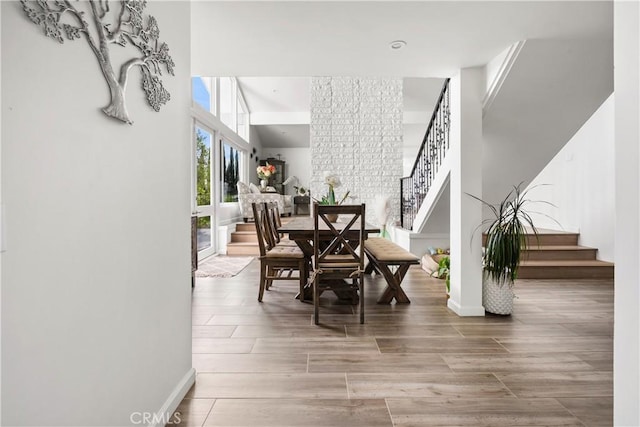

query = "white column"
[447,68,485,316]
[614,1,640,424]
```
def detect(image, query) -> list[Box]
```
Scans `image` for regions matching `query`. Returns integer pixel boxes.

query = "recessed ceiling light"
[390,40,407,50]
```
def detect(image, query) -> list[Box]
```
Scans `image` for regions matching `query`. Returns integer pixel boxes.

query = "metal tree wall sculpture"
[20,0,175,124]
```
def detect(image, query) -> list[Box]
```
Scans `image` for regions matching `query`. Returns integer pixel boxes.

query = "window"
[191,76,250,143]
[194,125,214,255]
[219,77,235,130]
[196,127,212,206]
[237,96,248,141]
[221,141,241,203]
[192,77,214,113]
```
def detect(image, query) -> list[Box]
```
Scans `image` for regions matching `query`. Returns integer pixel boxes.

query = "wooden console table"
[293,196,310,215]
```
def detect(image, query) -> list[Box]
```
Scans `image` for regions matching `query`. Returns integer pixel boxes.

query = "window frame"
[219,138,244,204]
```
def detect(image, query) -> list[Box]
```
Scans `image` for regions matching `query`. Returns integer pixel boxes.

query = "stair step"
[226,242,260,256]
[236,222,256,232]
[525,232,579,247]
[231,231,258,243]
[523,245,597,261]
[483,230,579,247]
[518,260,614,280]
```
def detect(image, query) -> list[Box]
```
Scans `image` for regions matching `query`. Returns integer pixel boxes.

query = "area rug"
[195,256,254,278]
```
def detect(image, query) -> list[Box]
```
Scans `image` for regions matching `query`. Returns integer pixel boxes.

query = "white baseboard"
[148,368,196,427]
[447,299,486,316]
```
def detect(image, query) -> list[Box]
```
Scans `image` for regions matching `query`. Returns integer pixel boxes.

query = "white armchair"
[237,182,293,222]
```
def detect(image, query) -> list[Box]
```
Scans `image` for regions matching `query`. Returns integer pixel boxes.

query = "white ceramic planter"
[483,274,515,315]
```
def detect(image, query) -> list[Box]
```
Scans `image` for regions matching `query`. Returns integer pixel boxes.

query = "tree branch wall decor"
[20,0,176,125]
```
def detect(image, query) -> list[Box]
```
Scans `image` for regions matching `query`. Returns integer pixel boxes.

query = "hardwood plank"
[512,311,613,324]
[206,314,314,326]
[192,338,255,354]
[442,353,596,373]
[233,324,347,338]
[192,313,215,326]
[187,373,348,399]
[192,325,237,339]
[308,353,452,374]
[387,397,583,426]
[192,353,307,373]
[171,398,215,427]
[347,373,512,398]
[575,351,613,371]
[495,336,612,353]
[560,322,614,336]
[376,337,508,354]
[557,397,613,427]
[452,324,577,338]
[496,372,613,398]
[204,399,392,427]
[251,337,380,354]
[346,324,462,338]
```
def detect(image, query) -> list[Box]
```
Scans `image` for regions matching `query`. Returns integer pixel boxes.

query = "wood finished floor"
[175,260,613,427]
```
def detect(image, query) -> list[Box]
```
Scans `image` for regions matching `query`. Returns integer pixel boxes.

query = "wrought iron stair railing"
[400,78,451,230]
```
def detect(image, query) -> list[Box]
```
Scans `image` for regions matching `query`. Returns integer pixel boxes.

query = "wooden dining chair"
[265,202,297,247]
[252,202,307,302]
[311,203,366,324]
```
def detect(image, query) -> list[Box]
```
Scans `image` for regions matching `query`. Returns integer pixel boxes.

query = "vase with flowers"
[314,172,350,222]
[256,163,276,189]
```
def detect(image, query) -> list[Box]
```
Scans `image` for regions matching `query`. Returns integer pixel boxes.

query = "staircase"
[517,229,614,280]
[226,222,260,256]
[226,217,298,256]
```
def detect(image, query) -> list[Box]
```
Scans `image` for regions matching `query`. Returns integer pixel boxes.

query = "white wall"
[0,3,3,423]
[2,2,193,425]
[482,39,613,207]
[262,148,311,197]
[310,77,403,225]
[614,1,640,424]
[402,123,427,177]
[525,95,615,262]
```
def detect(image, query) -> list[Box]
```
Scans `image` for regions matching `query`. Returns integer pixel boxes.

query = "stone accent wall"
[310,77,403,225]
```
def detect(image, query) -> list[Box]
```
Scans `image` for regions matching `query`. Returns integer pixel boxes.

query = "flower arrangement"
[256,163,276,180]
[316,172,350,205]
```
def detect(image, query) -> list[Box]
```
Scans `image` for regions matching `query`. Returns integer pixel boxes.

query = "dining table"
[278,216,380,303]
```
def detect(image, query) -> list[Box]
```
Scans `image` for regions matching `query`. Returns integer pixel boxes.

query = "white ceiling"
[192,1,613,175]
[241,77,444,148]
[192,1,611,77]
[252,123,311,149]
[237,77,311,113]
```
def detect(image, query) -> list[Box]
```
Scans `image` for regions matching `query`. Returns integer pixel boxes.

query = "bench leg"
[364,254,382,275]
[377,264,412,304]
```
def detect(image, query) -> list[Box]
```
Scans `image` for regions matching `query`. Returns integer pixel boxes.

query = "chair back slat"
[313,203,366,269]
[251,202,274,255]
[264,202,282,245]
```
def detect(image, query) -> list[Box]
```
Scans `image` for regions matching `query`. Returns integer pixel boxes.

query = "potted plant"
[313,172,350,222]
[468,183,543,315]
[431,255,450,297]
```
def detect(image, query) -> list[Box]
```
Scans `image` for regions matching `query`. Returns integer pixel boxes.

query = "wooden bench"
[364,237,420,304]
